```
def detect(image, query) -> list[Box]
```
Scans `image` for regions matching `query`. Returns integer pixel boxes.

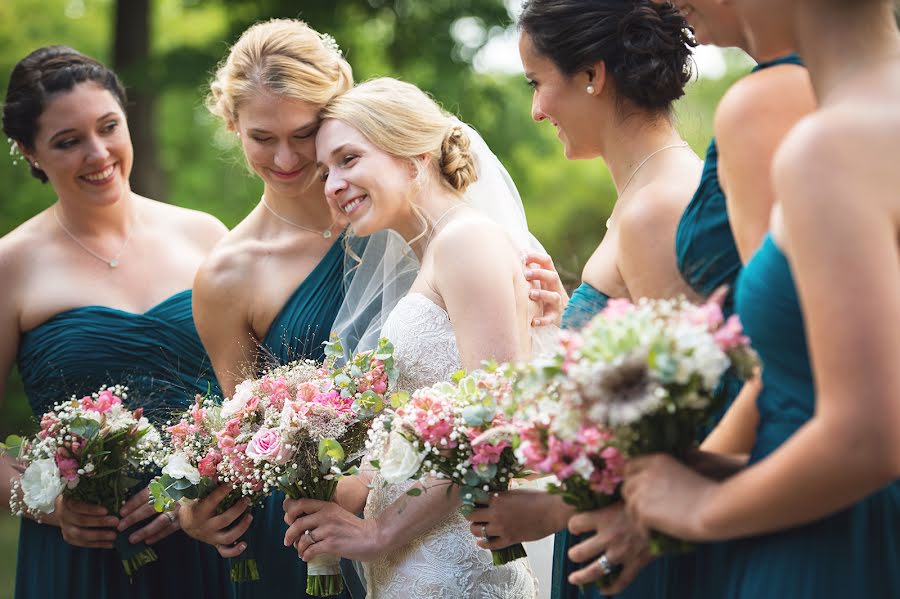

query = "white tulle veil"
[331,120,557,358]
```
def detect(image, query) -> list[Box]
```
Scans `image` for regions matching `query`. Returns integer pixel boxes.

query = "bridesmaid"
[466,1,702,597]
[0,46,231,598]
[623,0,900,596]
[178,19,360,598]
[671,0,815,453]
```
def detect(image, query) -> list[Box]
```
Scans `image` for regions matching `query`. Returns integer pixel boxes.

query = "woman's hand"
[523,253,568,327]
[621,454,717,541]
[116,486,181,545]
[54,496,120,549]
[566,502,653,594]
[179,483,253,558]
[283,498,381,563]
[464,489,572,548]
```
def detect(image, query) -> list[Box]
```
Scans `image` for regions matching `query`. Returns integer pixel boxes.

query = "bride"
[282,77,549,598]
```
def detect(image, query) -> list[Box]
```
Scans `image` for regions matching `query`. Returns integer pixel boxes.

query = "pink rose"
[470,441,510,466]
[246,428,290,464]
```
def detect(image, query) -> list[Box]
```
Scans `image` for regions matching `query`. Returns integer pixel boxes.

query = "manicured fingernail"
[524,269,533,277]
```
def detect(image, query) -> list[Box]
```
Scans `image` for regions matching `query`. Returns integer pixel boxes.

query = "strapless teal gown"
[675,54,804,432]
[14,289,231,599]
[554,284,671,599]
[700,235,900,597]
[233,236,361,598]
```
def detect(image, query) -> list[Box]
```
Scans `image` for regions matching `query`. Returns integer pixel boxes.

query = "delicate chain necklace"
[261,195,335,239]
[54,205,135,268]
[607,141,690,229]
[426,203,463,245]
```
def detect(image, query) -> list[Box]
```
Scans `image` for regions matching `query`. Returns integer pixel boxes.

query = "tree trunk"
[113,0,167,200]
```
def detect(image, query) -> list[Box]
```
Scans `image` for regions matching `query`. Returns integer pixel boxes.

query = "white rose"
[162,452,201,485]
[21,458,65,514]
[379,431,426,484]
[221,380,255,419]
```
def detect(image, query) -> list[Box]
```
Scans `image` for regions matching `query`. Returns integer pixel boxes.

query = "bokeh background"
[0,0,753,594]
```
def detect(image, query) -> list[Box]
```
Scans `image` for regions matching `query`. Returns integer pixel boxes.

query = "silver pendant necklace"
[54,205,135,268]
[261,195,334,239]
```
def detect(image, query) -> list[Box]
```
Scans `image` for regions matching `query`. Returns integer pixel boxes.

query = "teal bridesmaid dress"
[713,234,900,597]
[675,53,805,429]
[233,235,361,599]
[14,289,231,599]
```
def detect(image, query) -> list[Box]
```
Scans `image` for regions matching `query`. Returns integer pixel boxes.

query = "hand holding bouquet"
[2,385,164,575]
[218,336,397,596]
[367,366,529,566]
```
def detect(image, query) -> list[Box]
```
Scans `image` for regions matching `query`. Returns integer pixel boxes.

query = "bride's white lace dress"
[363,293,538,599]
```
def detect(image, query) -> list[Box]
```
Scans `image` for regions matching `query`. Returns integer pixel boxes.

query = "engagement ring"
[305,529,319,544]
[597,553,615,576]
[480,523,490,543]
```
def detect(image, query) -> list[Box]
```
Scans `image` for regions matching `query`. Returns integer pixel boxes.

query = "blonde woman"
[282,78,541,598]
[179,19,359,597]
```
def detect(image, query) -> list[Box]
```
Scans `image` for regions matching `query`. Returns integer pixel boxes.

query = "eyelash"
[526,79,537,89]
[251,131,316,144]
[55,121,118,149]
[319,155,358,182]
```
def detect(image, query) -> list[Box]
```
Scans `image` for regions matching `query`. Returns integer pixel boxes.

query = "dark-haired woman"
[0,46,231,598]
[463,1,702,598]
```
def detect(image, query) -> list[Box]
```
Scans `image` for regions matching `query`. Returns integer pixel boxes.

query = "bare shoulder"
[616,180,689,240]
[193,232,261,304]
[772,106,893,213]
[138,196,228,251]
[431,210,519,272]
[0,211,51,285]
[715,63,813,139]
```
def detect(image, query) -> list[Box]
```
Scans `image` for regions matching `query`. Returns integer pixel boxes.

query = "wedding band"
[480,523,490,543]
[597,553,614,576]
[164,511,177,524]
[305,529,318,544]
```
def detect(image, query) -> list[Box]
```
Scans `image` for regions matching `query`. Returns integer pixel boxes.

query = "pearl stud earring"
[586,84,595,94]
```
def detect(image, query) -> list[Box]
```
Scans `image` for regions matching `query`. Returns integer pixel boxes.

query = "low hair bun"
[439,125,477,193]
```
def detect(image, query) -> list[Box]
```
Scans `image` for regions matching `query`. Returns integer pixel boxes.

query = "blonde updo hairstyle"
[319,77,478,194]
[207,19,353,131]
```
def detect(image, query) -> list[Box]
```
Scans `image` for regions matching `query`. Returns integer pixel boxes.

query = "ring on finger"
[305,529,318,544]
[480,523,490,543]
[597,553,615,576]
[164,511,177,524]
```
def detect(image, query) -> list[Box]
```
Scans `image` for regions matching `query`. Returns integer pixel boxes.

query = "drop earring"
[586,84,595,94]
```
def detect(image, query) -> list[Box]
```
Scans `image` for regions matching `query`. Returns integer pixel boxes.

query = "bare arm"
[0,240,23,509]
[700,376,761,455]
[716,65,815,263]
[624,116,900,541]
[192,254,258,398]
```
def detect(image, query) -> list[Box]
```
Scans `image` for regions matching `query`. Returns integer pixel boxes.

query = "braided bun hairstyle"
[519,0,696,112]
[3,45,127,183]
[320,77,478,193]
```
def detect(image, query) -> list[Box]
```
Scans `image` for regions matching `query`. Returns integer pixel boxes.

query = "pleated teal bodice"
[560,282,610,331]
[704,235,900,598]
[14,289,230,599]
[235,235,358,598]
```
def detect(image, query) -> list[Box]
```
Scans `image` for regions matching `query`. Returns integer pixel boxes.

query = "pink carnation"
[55,449,79,482]
[600,298,636,320]
[714,315,749,350]
[198,450,222,478]
[470,441,510,466]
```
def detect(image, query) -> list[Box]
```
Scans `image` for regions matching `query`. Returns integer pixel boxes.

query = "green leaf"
[390,390,410,409]
[1,435,23,458]
[69,417,101,439]
[318,438,346,463]
[450,370,467,383]
[405,488,423,497]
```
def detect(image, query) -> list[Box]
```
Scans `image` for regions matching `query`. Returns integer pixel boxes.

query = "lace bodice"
[364,293,537,598]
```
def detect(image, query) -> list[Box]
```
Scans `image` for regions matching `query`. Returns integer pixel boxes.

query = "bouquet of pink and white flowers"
[2,385,165,575]
[149,394,242,513]
[528,296,758,554]
[367,366,530,566]
[217,336,397,596]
